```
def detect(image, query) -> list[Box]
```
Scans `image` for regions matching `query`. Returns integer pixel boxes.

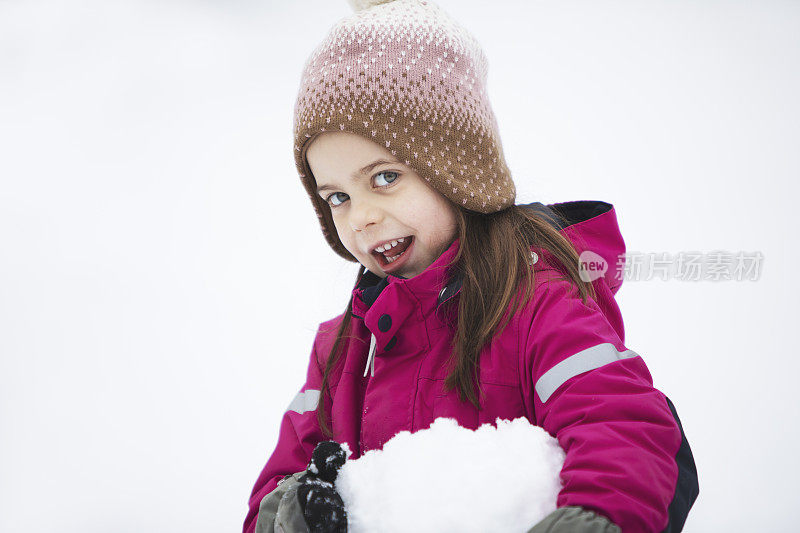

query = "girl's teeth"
[375,237,405,253]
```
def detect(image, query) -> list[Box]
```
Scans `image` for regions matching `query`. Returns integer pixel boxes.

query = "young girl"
[245,1,698,532]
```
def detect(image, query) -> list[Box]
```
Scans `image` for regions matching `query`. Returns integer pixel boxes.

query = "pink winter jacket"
[244,201,698,533]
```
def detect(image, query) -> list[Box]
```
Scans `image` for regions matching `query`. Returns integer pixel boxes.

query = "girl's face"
[306,131,459,279]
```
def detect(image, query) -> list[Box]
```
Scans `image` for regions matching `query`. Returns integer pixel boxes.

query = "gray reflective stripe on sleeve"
[286,389,320,414]
[535,343,640,403]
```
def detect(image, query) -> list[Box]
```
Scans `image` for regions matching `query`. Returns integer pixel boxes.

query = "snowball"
[336,417,565,532]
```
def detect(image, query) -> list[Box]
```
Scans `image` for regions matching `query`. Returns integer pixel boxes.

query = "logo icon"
[579,251,607,282]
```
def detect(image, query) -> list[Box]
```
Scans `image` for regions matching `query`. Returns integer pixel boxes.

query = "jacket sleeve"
[522,271,699,532]
[242,335,327,533]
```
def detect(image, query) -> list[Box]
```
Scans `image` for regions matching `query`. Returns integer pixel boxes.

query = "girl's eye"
[327,192,348,207]
[324,170,400,208]
[374,170,399,187]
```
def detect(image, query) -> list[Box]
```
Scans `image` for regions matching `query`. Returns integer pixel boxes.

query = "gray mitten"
[255,472,308,533]
[255,441,349,533]
[527,506,621,533]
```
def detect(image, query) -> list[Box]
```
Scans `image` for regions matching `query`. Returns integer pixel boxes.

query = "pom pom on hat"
[347,0,397,12]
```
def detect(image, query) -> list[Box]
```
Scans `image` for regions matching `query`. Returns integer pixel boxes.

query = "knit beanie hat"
[293,0,516,262]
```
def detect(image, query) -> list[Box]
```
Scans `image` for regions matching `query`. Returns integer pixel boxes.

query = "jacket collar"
[351,236,463,320]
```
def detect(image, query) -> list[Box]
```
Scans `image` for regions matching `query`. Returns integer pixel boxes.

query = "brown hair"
[314,203,596,437]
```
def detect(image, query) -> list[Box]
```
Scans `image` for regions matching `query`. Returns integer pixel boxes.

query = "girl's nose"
[349,198,383,232]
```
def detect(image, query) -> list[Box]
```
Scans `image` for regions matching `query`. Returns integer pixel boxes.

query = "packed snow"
[335,417,565,532]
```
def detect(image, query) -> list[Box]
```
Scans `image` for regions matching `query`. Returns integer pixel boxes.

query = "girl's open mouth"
[373,235,414,273]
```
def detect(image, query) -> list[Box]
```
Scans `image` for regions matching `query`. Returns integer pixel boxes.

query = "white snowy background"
[0,0,797,531]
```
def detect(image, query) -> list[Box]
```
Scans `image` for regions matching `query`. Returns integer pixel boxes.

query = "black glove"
[296,440,349,533]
